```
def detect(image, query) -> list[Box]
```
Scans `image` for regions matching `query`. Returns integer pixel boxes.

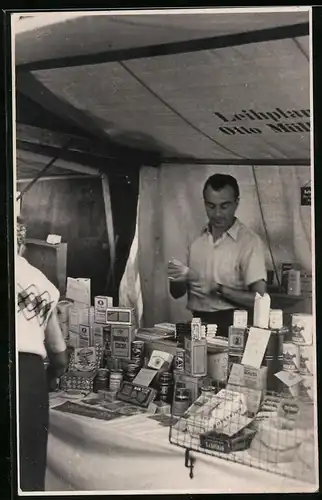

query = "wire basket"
[169,378,317,485]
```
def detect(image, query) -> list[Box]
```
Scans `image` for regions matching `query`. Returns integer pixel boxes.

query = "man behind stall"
[168,174,267,336]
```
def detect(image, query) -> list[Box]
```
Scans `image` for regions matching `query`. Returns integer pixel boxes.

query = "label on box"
[94,310,107,324]
[148,350,173,370]
[111,325,132,358]
[283,343,300,372]
[95,296,113,311]
[228,326,245,353]
[79,324,92,348]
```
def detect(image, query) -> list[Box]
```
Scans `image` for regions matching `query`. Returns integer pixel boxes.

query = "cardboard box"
[173,371,206,402]
[93,323,111,346]
[184,338,207,377]
[94,310,107,324]
[228,363,267,391]
[106,307,134,325]
[79,324,93,348]
[60,345,103,392]
[94,295,113,311]
[111,324,135,359]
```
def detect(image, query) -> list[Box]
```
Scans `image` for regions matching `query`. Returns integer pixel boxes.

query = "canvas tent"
[13,10,311,325]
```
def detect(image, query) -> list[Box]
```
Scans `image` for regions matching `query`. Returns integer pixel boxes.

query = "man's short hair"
[203,174,240,200]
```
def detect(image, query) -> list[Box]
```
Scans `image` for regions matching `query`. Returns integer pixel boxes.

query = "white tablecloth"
[46,395,317,494]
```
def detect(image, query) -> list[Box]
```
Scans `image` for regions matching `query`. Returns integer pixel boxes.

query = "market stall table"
[45,393,316,494]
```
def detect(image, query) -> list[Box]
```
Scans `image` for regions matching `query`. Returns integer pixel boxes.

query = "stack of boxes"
[173,318,208,405]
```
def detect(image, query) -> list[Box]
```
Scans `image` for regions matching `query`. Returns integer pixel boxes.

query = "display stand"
[169,379,316,484]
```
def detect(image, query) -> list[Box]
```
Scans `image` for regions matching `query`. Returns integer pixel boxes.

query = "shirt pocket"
[215,252,242,288]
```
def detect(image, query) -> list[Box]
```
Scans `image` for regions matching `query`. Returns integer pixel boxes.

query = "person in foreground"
[168,174,267,336]
[16,217,68,491]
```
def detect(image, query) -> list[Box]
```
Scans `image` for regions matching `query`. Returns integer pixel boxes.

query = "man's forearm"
[170,280,187,299]
[219,286,256,309]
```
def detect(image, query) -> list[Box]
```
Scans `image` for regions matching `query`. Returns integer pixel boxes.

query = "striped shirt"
[187,218,267,312]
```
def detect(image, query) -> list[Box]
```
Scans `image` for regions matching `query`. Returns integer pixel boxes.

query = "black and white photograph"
[10,7,318,495]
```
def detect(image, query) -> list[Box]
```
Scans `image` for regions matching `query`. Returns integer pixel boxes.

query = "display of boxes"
[184,337,207,377]
[111,324,135,359]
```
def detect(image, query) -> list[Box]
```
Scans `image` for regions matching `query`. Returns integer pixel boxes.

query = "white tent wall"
[138,164,312,327]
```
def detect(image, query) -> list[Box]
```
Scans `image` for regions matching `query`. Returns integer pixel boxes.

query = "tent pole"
[101,173,116,293]
[16,139,72,201]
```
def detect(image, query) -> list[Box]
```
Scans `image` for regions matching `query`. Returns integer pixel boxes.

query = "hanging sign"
[301,185,311,206]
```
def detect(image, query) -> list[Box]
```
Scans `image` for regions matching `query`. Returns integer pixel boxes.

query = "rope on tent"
[118,60,245,160]
[251,165,281,288]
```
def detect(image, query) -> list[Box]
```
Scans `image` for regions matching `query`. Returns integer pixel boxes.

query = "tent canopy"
[14,9,311,182]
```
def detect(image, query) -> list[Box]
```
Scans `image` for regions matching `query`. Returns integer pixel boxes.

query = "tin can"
[269,309,283,330]
[174,348,185,372]
[287,269,301,296]
[131,340,145,362]
[299,375,314,403]
[207,349,228,383]
[95,368,109,392]
[283,343,300,372]
[233,310,248,328]
[172,390,190,417]
[265,328,285,359]
[299,346,314,376]
[292,313,313,346]
[126,363,140,382]
[281,263,293,293]
[159,372,173,403]
[109,369,123,392]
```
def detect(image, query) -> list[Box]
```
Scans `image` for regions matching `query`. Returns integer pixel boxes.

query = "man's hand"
[190,279,219,298]
[168,258,190,283]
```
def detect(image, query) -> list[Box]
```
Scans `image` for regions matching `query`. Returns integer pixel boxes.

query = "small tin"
[172,389,190,417]
[281,263,293,293]
[126,363,140,382]
[131,340,145,362]
[292,313,313,346]
[174,348,185,372]
[283,343,300,372]
[159,372,173,403]
[265,328,285,359]
[233,310,248,328]
[109,369,123,392]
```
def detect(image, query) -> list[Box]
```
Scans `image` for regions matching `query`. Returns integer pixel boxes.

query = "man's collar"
[202,218,240,241]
